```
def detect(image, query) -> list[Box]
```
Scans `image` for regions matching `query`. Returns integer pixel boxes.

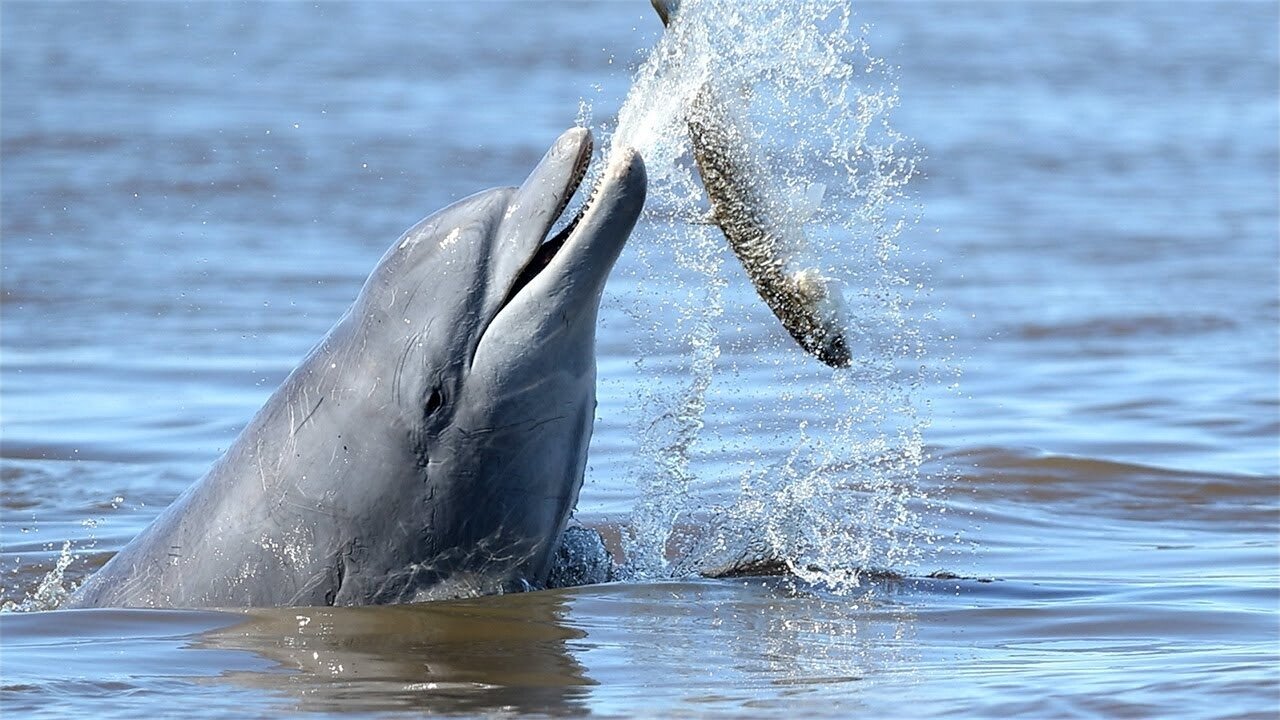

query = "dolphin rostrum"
[67,129,646,608]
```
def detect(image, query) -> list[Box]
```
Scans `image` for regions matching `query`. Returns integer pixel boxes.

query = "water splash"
[1,541,78,612]
[593,0,934,592]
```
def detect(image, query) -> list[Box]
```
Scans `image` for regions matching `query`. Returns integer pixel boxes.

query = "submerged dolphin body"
[652,0,851,368]
[67,129,646,608]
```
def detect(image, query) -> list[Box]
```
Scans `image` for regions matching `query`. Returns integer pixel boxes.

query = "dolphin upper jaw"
[489,128,593,291]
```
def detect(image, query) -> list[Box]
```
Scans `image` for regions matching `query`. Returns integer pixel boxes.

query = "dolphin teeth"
[549,133,593,234]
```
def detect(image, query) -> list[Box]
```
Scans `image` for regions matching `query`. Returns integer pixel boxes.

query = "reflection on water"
[206,593,596,716]
[6,569,1275,717]
[0,579,920,717]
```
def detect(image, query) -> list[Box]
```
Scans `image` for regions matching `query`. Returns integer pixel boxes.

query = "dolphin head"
[330,129,645,602]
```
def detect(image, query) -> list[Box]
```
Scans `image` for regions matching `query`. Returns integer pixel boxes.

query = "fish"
[651,0,852,368]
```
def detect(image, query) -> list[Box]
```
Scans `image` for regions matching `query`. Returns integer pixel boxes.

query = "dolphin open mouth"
[480,128,645,351]
[501,152,592,310]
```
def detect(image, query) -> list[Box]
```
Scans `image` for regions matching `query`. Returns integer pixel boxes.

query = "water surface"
[2,1,1277,717]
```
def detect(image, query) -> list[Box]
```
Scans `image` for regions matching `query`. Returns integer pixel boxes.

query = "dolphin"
[66,128,647,608]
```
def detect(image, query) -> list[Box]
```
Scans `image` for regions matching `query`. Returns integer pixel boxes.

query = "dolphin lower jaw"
[545,146,646,301]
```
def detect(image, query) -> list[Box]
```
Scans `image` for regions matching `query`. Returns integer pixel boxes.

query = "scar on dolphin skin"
[292,397,325,437]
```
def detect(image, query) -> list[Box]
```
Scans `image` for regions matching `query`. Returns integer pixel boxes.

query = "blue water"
[2,1,1277,717]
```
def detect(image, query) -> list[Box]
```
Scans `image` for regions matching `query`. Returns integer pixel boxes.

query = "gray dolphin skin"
[651,0,852,368]
[66,129,646,608]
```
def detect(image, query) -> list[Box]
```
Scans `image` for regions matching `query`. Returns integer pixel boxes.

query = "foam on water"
[590,0,935,592]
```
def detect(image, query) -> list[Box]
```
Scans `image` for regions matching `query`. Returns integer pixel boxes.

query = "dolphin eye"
[424,385,445,417]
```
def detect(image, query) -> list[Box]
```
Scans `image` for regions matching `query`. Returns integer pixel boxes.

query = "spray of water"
[590,0,932,592]
[1,541,78,612]
[7,2,933,610]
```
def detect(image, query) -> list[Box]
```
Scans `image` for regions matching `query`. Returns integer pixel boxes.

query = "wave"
[1010,313,1236,341]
